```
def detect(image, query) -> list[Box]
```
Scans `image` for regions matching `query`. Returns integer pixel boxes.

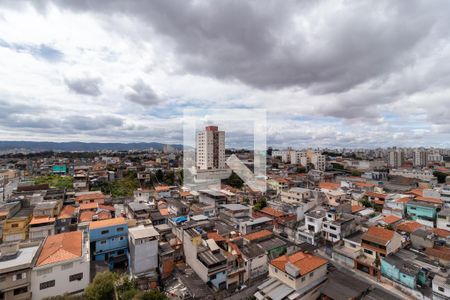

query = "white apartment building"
[437,209,450,231]
[428,151,444,163]
[128,226,160,279]
[432,275,450,300]
[413,150,428,167]
[390,168,435,182]
[31,231,90,300]
[388,150,404,168]
[272,149,324,170]
[196,126,225,170]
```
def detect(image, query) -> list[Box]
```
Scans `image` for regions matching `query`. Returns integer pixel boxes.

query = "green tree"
[34,174,73,189]
[225,171,244,189]
[155,170,164,182]
[85,271,118,300]
[433,171,448,184]
[296,167,306,173]
[351,170,363,177]
[253,197,267,211]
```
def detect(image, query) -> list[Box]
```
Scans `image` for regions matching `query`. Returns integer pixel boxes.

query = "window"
[13,272,25,281]
[101,230,109,235]
[37,268,52,276]
[11,223,18,228]
[100,240,107,245]
[117,227,124,232]
[119,236,124,241]
[13,287,27,295]
[117,249,125,255]
[40,280,55,290]
[301,276,305,282]
[330,226,337,231]
[364,249,373,255]
[0,276,5,282]
[69,273,83,282]
[309,272,314,277]
[438,287,445,292]
[61,262,73,270]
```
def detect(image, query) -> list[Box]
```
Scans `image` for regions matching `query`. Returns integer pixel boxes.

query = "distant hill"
[0,141,184,152]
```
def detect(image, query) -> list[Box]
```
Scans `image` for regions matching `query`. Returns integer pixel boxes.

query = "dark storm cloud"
[28,0,450,95]
[125,79,161,106]
[64,76,103,96]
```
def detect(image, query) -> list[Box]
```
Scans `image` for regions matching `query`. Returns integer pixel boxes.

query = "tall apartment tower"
[413,149,428,167]
[196,126,225,170]
[388,150,404,168]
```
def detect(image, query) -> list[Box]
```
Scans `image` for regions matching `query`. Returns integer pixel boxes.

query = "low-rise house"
[198,189,227,209]
[320,270,371,300]
[356,227,402,278]
[255,251,328,300]
[31,231,90,300]
[0,243,39,300]
[219,204,251,224]
[28,216,55,241]
[158,242,175,280]
[432,275,450,300]
[410,228,435,250]
[126,202,152,224]
[239,217,273,235]
[395,221,424,236]
[33,201,61,218]
[167,199,189,217]
[183,227,228,290]
[89,217,129,270]
[406,200,440,227]
[128,226,160,289]
[379,215,402,228]
[380,253,430,290]
[332,230,364,268]
[438,209,450,231]
[55,205,78,233]
[425,246,450,267]
[2,208,33,243]
[280,188,320,221]
[74,191,105,205]
[296,209,326,246]
[133,189,154,206]
[322,209,358,244]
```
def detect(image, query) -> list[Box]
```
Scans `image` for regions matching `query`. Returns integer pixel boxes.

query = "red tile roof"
[207,231,226,242]
[381,215,402,225]
[395,221,423,233]
[75,192,105,202]
[89,217,126,230]
[79,211,95,222]
[58,205,76,219]
[155,185,171,192]
[79,202,99,211]
[354,182,375,188]
[426,246,450,261]
[271,251,327,276]
[36,231,82,267]
[351,205,365,213]
[319,182,341,190]
[362,227,395,245]
[260,207,285,218]
[415,196,443,205]
[433,228,450,238]
[29,216,55,225]
[243,229,273,241]
[395,197,411,203]
[366,192,387,199]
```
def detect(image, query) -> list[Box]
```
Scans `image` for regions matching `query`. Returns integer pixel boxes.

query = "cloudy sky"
[1,0,449,148]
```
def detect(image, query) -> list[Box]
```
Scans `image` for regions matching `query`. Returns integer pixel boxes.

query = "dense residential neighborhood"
[1,129,450,299]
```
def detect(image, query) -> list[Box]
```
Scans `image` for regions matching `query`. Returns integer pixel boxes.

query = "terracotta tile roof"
[155,185,171,192]
[260,207,285,218]
[243,229,273,241]
[395,197,411,203]
[228,242,242,256]
[207,231,226,242]
[271,251,327,276]
[29,216,55,225]
[319,182,341,190]
[159,208,170,216]
[179,191,192,197]
[36,231,82,267]
[395,221,423,233]
[362,227,395,245]
[79,211,95,222]
[433,228,450,238]
[89,217,126,230]
[352,205,365,213]
[99,204,115,212]
[97,210,112,220]
[426,246,450,261]
[373,200,385,205]
[366,192,387,199]
[58,205,76,219]
[407,188,424,197]
[382,215,402,225]
[75,192,105,202]
[354,182,375,188]
[79,202,99,211]
[415,196,443,205]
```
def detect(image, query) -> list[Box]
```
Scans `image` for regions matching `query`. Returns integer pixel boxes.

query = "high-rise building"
[413,149,427,167]
[196,126,225,170]
[388,150,404,168]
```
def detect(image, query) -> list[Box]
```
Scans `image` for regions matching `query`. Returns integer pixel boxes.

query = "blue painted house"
[381,254,430,289]
[89,217,129,270]
[406,200,439,227]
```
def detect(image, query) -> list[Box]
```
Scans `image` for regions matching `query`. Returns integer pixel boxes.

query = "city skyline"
[1,1,450,148]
